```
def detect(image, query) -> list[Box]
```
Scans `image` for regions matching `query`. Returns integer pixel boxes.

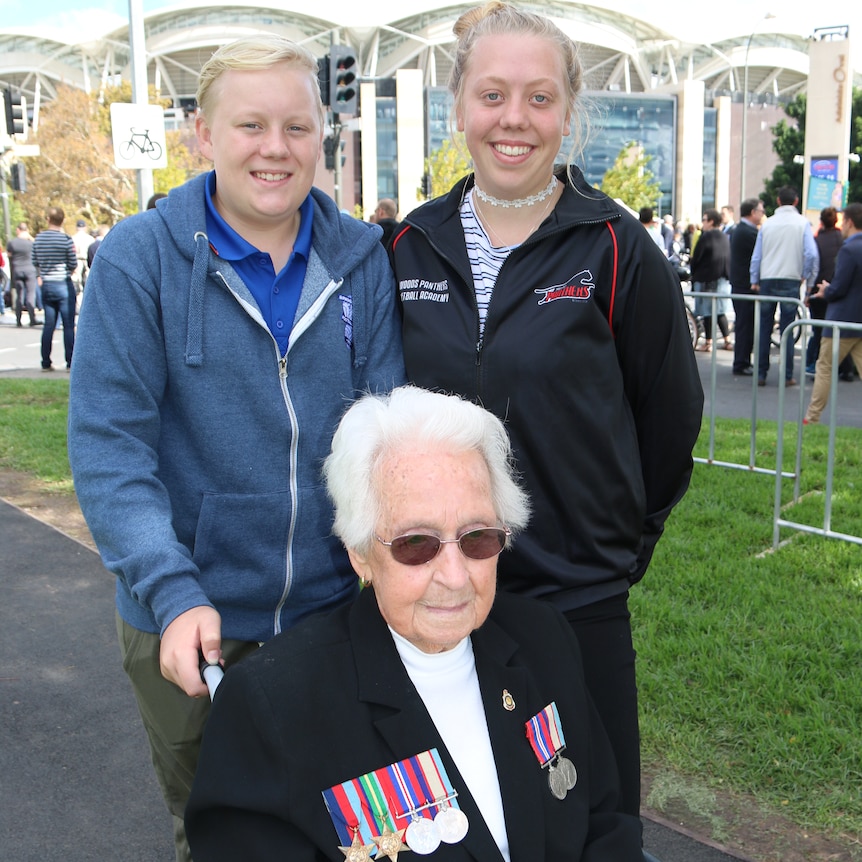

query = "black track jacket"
[390,168,704,612]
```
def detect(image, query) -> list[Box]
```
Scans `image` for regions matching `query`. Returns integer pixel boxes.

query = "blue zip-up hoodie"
[68,173,405,641]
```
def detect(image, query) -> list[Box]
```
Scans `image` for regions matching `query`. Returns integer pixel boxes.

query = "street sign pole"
[128,0,154,211]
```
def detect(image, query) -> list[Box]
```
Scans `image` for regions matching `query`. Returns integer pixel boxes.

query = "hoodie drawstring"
[186,232,210,367]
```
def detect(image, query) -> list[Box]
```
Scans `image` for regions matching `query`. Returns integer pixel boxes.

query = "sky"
[0,0,860,52]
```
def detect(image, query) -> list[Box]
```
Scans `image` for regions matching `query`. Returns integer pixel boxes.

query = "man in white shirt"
[749,187,819,386]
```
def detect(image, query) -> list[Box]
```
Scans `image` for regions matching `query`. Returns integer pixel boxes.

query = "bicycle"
[120,128,163,161]
[674,253,704,349]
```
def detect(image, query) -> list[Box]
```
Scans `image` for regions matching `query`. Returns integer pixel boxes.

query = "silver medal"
[434,806,469,843]
[405,817,441,855]
[547,762,568,800]
[556,755,578,790]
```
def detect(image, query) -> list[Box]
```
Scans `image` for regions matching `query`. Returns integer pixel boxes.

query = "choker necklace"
[472,189,554,251]
[474,176,557,209]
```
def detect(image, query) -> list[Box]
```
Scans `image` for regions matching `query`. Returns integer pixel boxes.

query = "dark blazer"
[729,219,759,291]
[185,588,642,861]
[814,227,843,283]
[690,228,730,283]
[822,233,862,338]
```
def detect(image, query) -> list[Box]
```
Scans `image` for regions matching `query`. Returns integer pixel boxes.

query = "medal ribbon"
[525,702,567,767]
[322,748,461,845]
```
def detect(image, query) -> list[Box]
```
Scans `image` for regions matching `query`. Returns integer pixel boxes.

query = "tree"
[419,135,472,201]
[850,88,862,203]
[762,94,805,215]
[97,83,209,198]
[599,142,661,211]
[763,88,862,214]
[23,85,135,231]
[15,83,208,231]
[154,130,210,196]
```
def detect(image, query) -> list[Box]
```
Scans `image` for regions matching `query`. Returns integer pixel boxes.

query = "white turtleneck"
[390,629,511,861]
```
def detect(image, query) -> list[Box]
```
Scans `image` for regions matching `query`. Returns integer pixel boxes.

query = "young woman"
[390,1,703,823]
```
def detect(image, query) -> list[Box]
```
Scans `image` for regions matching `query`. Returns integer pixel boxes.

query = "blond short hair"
[197,35,323,125]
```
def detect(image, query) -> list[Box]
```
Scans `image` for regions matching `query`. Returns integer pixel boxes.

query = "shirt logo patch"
[535,270,595,305]
[339,294,353,347]
[399,278,450,303]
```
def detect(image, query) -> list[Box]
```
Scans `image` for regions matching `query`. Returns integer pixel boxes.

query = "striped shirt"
[32,229,77,283]
[460,190,513,338]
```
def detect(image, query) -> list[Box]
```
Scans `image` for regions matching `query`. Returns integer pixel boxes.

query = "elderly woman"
[185,386,642,861]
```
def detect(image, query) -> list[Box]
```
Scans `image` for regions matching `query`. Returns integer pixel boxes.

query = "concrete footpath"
[0,500,750,861]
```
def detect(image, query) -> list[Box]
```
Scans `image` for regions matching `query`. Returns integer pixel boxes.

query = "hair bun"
[453,1,507,39]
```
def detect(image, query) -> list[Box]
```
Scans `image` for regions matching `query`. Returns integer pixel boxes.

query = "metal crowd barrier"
[773,317,862,548]
[685,290,861,548]
[685,290,807,476]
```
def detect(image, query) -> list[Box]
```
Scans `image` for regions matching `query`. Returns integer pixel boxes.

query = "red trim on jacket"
[604,221,618,336]
[391,225,411,251]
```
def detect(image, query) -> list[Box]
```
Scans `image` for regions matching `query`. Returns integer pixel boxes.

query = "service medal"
[372,825,408,861]
[405,816,441,855]
[338,831,375,862]
[525,702,576,801]
[435,804,470,843]
[556,755,578,791]
[547,760,569,800]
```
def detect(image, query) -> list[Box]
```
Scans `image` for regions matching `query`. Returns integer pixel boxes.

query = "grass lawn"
[634,418,862,844]
[2,379,860,846]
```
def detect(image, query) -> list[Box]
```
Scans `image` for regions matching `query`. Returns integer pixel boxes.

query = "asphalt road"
[696,340,861,429]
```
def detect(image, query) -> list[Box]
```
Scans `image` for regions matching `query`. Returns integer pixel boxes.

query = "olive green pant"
[117,614,259,862]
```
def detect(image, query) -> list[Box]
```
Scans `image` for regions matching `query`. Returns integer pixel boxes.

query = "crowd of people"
[646,192,860,395]
[2,215,112,370]
[3,3,860,861]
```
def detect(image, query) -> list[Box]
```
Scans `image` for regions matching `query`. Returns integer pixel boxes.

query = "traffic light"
[329,46,357,115]
[10,162,26,192]
[421,173,432,198]
[317,56,330,107]
[323,136,345,171]
[4,89,27,138]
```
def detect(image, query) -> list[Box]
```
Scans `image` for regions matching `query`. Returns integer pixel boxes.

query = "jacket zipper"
[216,268,343,635]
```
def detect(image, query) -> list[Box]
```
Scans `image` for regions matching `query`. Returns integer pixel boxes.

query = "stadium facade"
[1,1,858,222]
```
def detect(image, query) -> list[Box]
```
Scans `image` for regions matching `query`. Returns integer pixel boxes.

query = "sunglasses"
[375,527,511,566]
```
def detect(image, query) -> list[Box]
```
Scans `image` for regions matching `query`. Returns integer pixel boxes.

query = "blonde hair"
[449,2,588,165]
[197,35,324,125]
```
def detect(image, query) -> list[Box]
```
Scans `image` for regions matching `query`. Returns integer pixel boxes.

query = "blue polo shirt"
[204,171,313,355]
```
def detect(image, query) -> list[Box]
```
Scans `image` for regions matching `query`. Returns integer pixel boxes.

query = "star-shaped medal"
[339,830,376,862]
[372,825,408,861]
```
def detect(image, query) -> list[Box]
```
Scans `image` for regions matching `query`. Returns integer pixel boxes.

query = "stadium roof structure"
[0,0,858,110]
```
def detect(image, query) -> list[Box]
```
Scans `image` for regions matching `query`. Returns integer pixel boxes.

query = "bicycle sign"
[110,103,168,169]
[121,128,163,161]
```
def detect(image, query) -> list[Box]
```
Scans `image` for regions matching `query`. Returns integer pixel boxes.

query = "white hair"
[323,386,531,553]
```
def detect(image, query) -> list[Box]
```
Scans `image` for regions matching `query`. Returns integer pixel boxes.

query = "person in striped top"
[31,207,77,371]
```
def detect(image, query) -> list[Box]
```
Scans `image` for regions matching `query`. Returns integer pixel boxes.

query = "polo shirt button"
[276,320,284,329]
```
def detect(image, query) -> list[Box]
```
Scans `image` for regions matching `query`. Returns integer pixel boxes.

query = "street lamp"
[740,13,777,201]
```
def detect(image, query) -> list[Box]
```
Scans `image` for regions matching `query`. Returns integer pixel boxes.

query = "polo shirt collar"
[203,170,313,264]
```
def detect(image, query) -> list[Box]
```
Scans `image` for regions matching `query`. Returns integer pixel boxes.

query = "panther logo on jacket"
[535,270,595,305]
